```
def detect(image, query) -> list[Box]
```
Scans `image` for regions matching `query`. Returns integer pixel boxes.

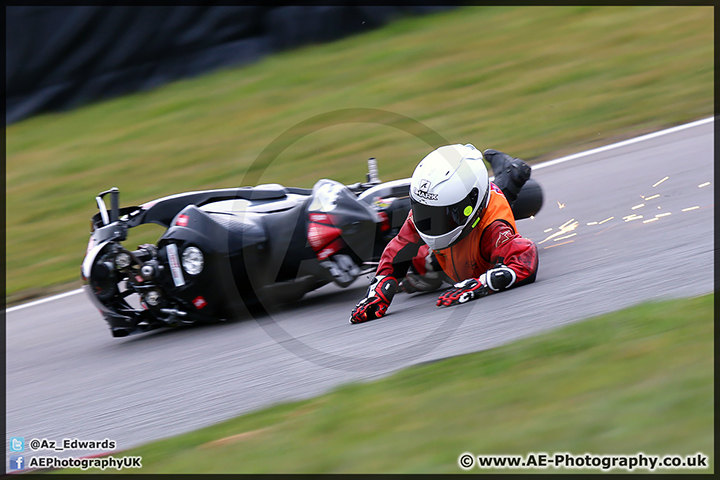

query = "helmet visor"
[412,187,479,237]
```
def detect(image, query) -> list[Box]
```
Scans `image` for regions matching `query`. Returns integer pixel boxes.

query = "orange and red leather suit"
[377,182,538,288]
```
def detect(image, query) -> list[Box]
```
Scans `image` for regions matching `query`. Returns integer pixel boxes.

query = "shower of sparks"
[544,240,575,249]
[643,218,659,224]
[598,216,614,224]
[682,206,700,212]
[559,218,576,229]
[538,219,579,244]
[698,182,710,188]
[557,201,565,209]
[644,194,660,201]
[652,176,669,188]
[586,221,598,226]
[543,228,553,233]
[631,203,645,210]
[655,212,671,218]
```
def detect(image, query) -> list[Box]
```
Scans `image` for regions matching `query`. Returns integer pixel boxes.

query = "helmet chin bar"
[418,178,490,251]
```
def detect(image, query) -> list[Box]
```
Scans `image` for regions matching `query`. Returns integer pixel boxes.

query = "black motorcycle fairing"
[357,179,413,259]
[307,179,379,267]
[259,198,319,284]
[157,204,271,321]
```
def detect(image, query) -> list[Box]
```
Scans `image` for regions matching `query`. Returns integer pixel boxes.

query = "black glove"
[350,276,398,324]
[436,277,489,307]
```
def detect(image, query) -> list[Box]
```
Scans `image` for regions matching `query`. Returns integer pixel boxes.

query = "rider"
[350,144,539,324]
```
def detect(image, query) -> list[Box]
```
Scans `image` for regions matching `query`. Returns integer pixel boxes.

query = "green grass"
[5,6,714,303]
[55,294,713,474]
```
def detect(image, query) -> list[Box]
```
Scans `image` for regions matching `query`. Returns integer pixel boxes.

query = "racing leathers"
[350,182,538,323]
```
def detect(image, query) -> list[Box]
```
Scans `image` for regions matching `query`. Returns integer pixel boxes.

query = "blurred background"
[6,6,451,124]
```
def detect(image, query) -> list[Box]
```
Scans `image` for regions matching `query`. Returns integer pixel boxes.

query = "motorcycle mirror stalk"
[93,187,128,242]
[366,157,381,184]
[348,157,382,195]
[95,187,120,226]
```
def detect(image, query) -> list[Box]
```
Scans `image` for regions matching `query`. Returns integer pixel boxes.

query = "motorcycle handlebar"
[129,244,156,263]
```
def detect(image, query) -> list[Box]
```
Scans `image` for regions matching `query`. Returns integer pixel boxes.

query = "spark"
[643,218,659,224]
[682,206,700,212]
[530,215,535,220]
[543,228,553,233]
[598,216,614,225]
[652,176,669,188]
[586,221,598,226]
[644,194,660,201]
[698,182,710,188]
[655,212,671,218]
[657,206,662,209]
[631,203,645,210]
[623,214,643,222]
[559,218,576,229]
[538,219,579,244]
[557,201,565,209]
[554,233,577,241]
[544,240,575,249]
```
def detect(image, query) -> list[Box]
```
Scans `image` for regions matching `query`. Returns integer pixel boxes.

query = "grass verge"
[5,6,714,302]
[55,294,713,474]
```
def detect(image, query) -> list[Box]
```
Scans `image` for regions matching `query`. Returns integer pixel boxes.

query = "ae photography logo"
[457,451,710,472]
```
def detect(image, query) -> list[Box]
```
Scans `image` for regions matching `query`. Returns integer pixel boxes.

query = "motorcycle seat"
[237,183,289,201]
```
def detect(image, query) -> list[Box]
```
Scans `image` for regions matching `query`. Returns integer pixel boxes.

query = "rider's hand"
[350,276,398,324]
[436,277,489,307]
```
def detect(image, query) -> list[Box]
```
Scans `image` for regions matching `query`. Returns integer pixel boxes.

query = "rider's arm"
[375,211,424,281]
[350,212,424,323]
[437,220,538,307]
[478,219,538,291]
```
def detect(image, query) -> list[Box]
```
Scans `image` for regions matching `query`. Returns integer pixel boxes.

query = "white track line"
[6,288,86,313]
[532,116,714,171]
[6,116,714,314]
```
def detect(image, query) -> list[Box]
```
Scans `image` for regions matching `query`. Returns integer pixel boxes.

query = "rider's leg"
[484,149,532,205]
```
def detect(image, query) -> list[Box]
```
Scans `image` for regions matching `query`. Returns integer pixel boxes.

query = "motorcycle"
[82,158,543,337]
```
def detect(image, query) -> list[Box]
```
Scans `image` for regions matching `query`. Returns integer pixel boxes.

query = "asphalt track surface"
[6,119,714,468]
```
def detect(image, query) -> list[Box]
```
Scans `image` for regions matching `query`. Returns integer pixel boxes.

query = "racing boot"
[484,149,532,205]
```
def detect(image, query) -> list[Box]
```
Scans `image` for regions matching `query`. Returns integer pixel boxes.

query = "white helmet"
[410,144,490,250]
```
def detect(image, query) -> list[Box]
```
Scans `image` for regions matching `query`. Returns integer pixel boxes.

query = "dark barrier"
[6,6,453,124]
